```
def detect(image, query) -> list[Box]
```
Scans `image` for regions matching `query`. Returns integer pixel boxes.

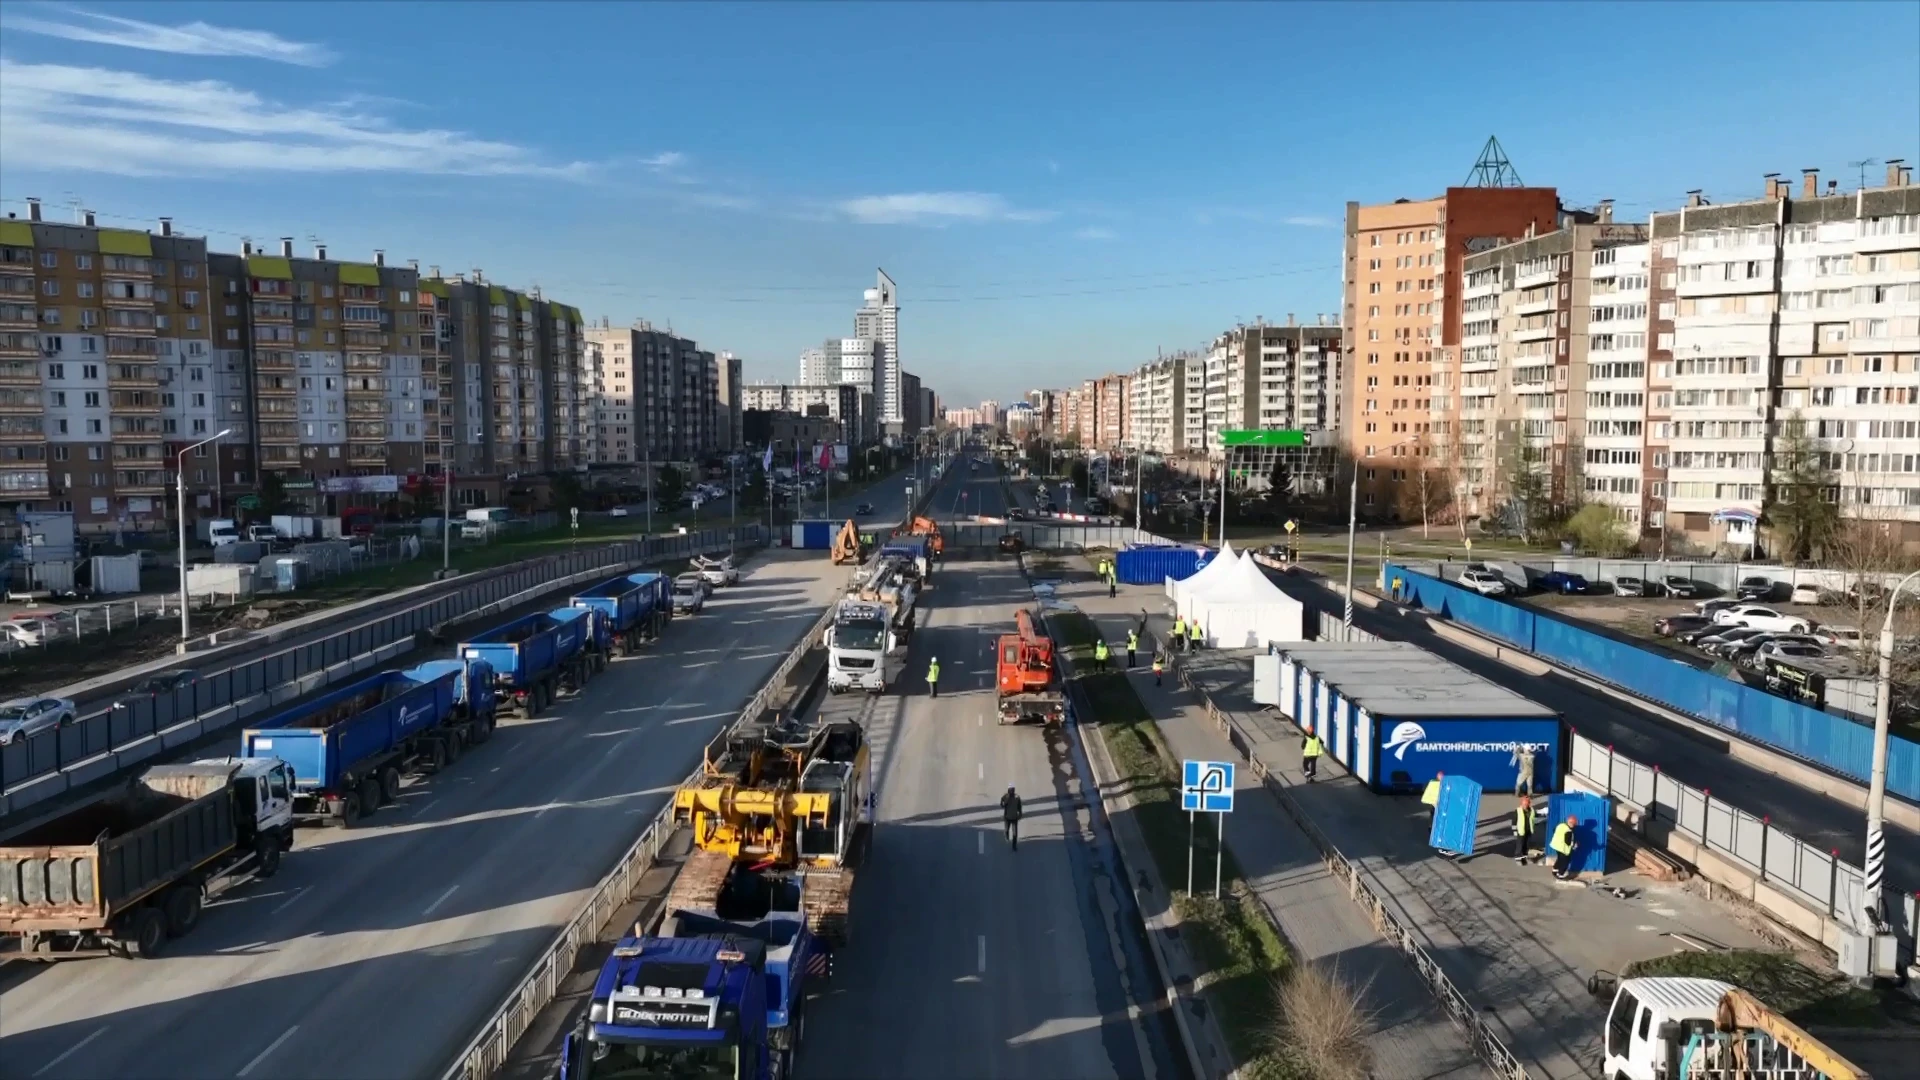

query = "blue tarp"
[1385,563,1920,803]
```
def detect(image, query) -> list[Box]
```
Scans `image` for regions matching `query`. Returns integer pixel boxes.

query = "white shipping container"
[21,512,78,563]
[272,514,318,539]
[89,554,143,594]
[318,517,344,539]
[186,562,256,600]
[30,559,75,593]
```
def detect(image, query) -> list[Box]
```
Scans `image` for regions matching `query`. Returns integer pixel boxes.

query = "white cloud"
[638,152,685,172]
[1282,215,1335,227]
[0,60,596,179]
[1074,226,1117,241]
[4,8,336,66]
[836,191,1054,226]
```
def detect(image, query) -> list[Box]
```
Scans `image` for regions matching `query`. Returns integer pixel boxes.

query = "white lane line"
[235,1025,298,1078]
[270,885,310,914]
[977,762,984,781]
[977,934,987,974]
[407,798,438,817]
[33,1026,105,1077]
[977,713,982,727]
[422,884,460,917]
[978,830,985,855]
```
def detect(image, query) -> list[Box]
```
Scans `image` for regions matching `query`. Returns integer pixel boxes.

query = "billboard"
[1369,715,1563,793]
[833,443,849,466]
[321,475,401,495]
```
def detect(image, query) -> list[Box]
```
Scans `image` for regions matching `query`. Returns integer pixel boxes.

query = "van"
[1601,977,1734,1080]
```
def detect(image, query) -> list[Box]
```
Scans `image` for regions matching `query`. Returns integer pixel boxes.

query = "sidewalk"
[1067,565,1776,1080]
[1063,574,1483,1080]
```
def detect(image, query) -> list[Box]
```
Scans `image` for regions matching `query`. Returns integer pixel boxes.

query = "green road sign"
[236,495,262,510]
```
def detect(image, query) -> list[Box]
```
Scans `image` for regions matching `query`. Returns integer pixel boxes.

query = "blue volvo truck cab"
[559,936,779,1080]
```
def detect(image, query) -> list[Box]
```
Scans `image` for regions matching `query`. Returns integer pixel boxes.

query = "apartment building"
[855,270,902,426]
[1456,217,1651,526]
[0,206,214,533]
[1194,320,1339,456]
[1093,376,1129,449]
[586,320,727,467]
[1128,354,1189,455]
[900,369,924,434]
[1344,187,1561,515]
[1074,379,1100,446]
[1024,389,1057,435]
[1654,165,1920,547]
[742,382,864,439]
[715,351,742,454]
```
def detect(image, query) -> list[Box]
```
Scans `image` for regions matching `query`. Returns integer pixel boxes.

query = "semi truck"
[996,609,1066,725]
[238,660,496,826]
[460,607,598,717]
[878,534,933,579]
[826,598,903,693]
[570,571,670,655]
[1,759,296,960]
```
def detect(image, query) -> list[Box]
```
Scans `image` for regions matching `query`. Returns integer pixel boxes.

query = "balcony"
[109,391,162,415]
[115,470,168,495]
[111,417,165,441]
[0,469,50,497]
[348,444,388,466]
[0,359,37,384]
[106,336,160,361]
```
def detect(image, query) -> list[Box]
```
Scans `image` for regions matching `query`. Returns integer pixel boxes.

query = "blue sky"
[2,2,1915,407]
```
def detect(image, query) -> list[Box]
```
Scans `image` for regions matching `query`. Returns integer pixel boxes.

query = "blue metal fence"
[1385,563,1920,803]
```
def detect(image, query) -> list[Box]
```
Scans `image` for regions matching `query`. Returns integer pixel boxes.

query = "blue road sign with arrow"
[1181,760,1235,813]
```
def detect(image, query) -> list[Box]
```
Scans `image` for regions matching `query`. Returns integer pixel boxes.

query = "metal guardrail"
[1,527,761,812]
[440,600,837,1080]
[1171,644,1537,1080]
[1568,734,1916,944]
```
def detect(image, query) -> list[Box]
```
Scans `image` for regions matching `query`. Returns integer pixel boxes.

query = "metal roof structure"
[1275,640,1558,720]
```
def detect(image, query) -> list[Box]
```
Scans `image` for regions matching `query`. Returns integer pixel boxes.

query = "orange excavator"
[996,609,1065,725]
[830,519,868,565]
[892,515,945,561]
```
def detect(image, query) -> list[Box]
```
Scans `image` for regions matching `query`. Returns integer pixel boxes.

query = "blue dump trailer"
[459,607,598,718]
[879,534,932,578]
[1271,640,1564,795]
[239,660,497,826]
[570,571,671,655]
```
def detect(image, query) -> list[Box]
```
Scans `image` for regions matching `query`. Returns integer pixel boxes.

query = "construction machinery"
[1596,975,1871,1080]
[830,518,868,565]
[894,515,945,561]
[669,718,872,945]
[996,608,1066,725]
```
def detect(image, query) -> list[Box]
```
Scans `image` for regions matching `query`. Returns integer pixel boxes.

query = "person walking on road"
[1000,785,1023,850]
[1511,795,1535,863]
[1301,732,1324,781]
[1186,616,1201,651]
[1550,814,1579,879]
[1108,562,1118,598]
[1093,638,1110,673]
[1510,743,1537,796]
[1152,652,1164,686]
[927,657,941,699]
[1169,618,1185,655]
[1126,628,1139,669]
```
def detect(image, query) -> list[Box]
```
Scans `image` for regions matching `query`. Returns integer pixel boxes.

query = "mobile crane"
[996,608,1066,725]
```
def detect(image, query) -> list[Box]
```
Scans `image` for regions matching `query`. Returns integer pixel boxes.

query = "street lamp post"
[177,428,232,641]
[1865,567,1920,927]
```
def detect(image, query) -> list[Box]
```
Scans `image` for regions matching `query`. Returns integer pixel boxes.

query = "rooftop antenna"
[62,192,84,223]
[1464,136,1524,188]
[1847,158,1879,190]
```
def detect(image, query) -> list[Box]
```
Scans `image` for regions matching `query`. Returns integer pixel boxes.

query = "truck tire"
[162,885,203,937]
[525,685,544,717]
[445,731,464,765]
[339,789,362,828]
[380,767,402,804]
[360,778,384,814]
[127,907,167,960]
[426,740,448,773]
[257,837,283,877]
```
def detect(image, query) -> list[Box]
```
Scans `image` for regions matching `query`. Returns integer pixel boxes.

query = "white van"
[1602,977,1734,1080]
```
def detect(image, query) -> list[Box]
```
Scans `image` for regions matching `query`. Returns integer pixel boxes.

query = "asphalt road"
[799,533,1180,1079]
[0,477,917,1080]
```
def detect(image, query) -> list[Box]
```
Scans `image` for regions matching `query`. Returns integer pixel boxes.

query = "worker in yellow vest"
[927,657,941,699]
[1093,638,1110,673]
[1511,795,1535,863]
[1301,732,1324,782]
[1126,628,1139,669]
[1421,771,1444,828]
[1550,814,1579,879]
[1169,618,1185,654]
[1152,653,1164,687]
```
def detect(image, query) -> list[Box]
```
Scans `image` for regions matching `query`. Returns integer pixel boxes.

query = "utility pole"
[441,466,452,574]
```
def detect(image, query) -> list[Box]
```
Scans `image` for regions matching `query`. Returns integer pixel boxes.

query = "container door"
[1429,775,1483,855]
[1330,691,1350,767]
[1280,658,1298,720]
[1354,708,1373,786]
[1315,680,1330,745]
[1547,791,1610,876]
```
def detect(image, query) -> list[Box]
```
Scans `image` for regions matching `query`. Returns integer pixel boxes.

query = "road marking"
[270,885,310,914]
[977,762,984,781]
[407,798,437,817]
[235,1025,298,1078]
[977,714,982,727]
[977,935,987,973]
[978,831,985,855]
[423,884,460,917]
[33,1026,105,1077]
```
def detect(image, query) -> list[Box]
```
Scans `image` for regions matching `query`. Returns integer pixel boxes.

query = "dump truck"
[879,534,933,579]
[670,717,871,946]
[895,515,945,561]
[1595,975,1870,1080]
[569,571,671,655]
[239,659,496,826]
[997,608,1066,725]
[1,759,297,960]
[459,607,597,716]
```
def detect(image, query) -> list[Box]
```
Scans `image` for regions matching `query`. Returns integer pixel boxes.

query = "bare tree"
[1825,510,1920,718]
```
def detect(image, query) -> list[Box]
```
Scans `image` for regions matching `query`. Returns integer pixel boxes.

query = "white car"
[0,695,77,744]
[671,579,706,614]
[1813,625,1864,648]
[1,619,50,646]
[1459,569,1508,597]
[691,555,740,587]
[1712,605,1813,634]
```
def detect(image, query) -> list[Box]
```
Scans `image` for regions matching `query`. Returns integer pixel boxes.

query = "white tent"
[1165,539,1235,607]
[1182,553,1306,649]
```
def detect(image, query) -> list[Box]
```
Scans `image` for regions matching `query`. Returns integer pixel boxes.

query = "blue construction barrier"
[1384,563,1920,803]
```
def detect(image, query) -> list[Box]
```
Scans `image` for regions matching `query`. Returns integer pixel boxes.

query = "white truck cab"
[826,599,900,693]
[1603,977,1735,1080]
[194,755,299,844]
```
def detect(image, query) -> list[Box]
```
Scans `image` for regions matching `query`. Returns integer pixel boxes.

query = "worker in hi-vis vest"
[1126,628,1139,669]
[1421,772,1444,826]
[1300,732,1324,781]
[1511,795,1535,863]
[927,657,941,699]
[1550,814,1579,879]
[1170,618,1186,654]
[1093,638,1110,673]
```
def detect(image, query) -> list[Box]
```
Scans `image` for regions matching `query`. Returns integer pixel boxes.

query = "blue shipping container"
[1115,545,1214,586]
[792,519,836,550]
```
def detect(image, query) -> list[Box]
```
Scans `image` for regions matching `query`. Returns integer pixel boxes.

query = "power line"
[539,263,1341,305]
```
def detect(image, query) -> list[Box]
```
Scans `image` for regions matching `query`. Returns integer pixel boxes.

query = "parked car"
[1810,624,1863,649]
[1790,583,1836,605]
[1460,569,1508,597]
[0,695,77,744]
[1678,623,1740,646]
[1656,614,1713,637]
[1723,632,1822,662]
[1695,598,1744,619]
[114,669,200,708]
[1736,576,1778,601]
[670,577,706,614]
[675,571,715,600]
[1537,571,1590,595]
[1609,576,1650,597]
[1661,576,1700,599]
[854,503,875,517]
[1713,605,1814,634]
[1697,627,1766,656]
[691,555,739,587]
[0,619,50,646]
[1746,640,1829,668]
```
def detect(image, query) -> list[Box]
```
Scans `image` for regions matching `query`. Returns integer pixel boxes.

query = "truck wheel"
[360,778,384,814]
[339,789,362,828]
[127,908,168,960]
[526,686,544,717]
[445,732,464,765]
[257,837,283,877]
[162,885,203,937]
[380,767,402,804]
[427,740,448,773]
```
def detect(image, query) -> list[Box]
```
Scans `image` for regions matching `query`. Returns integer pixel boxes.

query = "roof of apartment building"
[1651,164,1917,239]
